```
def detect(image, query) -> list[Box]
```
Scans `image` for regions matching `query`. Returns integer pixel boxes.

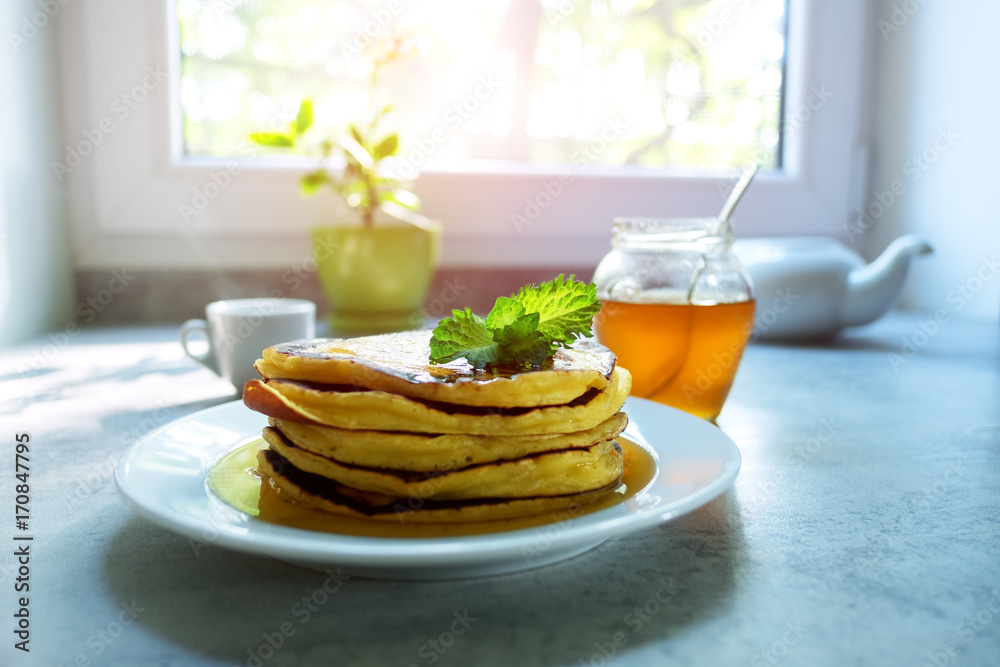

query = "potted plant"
[249,37,441,335]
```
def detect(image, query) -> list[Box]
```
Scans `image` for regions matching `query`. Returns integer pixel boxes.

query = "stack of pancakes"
[242,330,632,523]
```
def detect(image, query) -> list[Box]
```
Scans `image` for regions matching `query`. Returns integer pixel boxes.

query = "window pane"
[178,0,787,169]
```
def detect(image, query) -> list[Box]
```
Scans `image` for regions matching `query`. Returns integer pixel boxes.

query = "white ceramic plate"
[114,397,740,579]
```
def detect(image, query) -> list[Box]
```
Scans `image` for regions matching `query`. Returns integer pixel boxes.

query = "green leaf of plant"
[428,308,498,367]
[348,124,365,149]
[373,133,399,159]
[341,180,369,210]
[294,100,313,135]
[249,132,294,148]
[496,329,550,367]
[373,175,402,188]
[299,170,328,196]
[379,188,420,210]
[429,276,601,369]
[484,296,526,330]
[510,274,601,345]
[339,136,374,171]
[491,310,549,367]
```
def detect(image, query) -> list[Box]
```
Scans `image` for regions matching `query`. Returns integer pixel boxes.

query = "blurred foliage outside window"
[178,0,787,171]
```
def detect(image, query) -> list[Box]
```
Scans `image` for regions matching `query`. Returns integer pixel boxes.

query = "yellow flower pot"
[312,221,442,335]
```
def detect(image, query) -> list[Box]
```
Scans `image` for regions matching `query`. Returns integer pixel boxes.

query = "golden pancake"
[254,330,615,408]
[257,447,624,523]
[244,366,631,436]
[262,426,623,500]
[267,411,628,471]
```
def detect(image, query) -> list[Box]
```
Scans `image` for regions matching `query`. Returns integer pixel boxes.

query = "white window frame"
[59,0,873,270]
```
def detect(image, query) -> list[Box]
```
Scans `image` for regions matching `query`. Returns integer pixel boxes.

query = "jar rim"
[613,217,721,232]
[611,217,731,248]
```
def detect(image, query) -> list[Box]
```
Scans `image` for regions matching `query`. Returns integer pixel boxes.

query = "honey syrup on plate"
[594,299,755,421]
[207,438,657,538]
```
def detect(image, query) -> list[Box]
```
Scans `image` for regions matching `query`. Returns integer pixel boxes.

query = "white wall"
[0,0,73,346]
[865,0,1000,320]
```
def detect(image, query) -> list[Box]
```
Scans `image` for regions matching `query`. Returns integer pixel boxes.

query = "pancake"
[257,447,624,523]
[243,366,631,435]
[267,411,628,470]
[262,425,623,499]
[254,330,615,408]
[245,328,631,523]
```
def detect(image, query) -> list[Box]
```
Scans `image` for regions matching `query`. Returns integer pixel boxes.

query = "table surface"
[2,313,998,667]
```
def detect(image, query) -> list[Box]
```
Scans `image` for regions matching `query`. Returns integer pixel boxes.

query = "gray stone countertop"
[1,313,998,667]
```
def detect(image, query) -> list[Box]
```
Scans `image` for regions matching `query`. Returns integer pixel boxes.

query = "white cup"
[179,298,316,392]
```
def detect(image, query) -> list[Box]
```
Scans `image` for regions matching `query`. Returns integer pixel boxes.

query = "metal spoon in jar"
[718,161,760,233]
[686,161,760,302]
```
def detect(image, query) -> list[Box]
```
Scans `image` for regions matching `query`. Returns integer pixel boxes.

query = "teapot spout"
[840,235,933,327]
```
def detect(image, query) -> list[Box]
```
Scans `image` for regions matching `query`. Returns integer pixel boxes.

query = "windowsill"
[72,265,596,326]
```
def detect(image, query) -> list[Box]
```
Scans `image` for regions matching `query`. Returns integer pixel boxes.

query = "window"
[59,0,871,269]
[178,0,787,170]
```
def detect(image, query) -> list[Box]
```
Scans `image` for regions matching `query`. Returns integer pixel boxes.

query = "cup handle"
[179,319,219,376]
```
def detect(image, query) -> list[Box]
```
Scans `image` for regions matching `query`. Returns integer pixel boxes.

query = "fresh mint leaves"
[429,275,601,368]
[426,309,499,369]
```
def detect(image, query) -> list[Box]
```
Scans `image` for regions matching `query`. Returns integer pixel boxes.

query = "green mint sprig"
[429,275,601,369]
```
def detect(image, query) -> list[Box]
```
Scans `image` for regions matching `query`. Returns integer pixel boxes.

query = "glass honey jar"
[593,217,755,421]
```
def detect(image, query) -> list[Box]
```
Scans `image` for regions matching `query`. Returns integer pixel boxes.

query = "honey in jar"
[593,218,755,421]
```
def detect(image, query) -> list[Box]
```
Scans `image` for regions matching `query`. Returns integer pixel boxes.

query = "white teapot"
[733,235,932,340]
